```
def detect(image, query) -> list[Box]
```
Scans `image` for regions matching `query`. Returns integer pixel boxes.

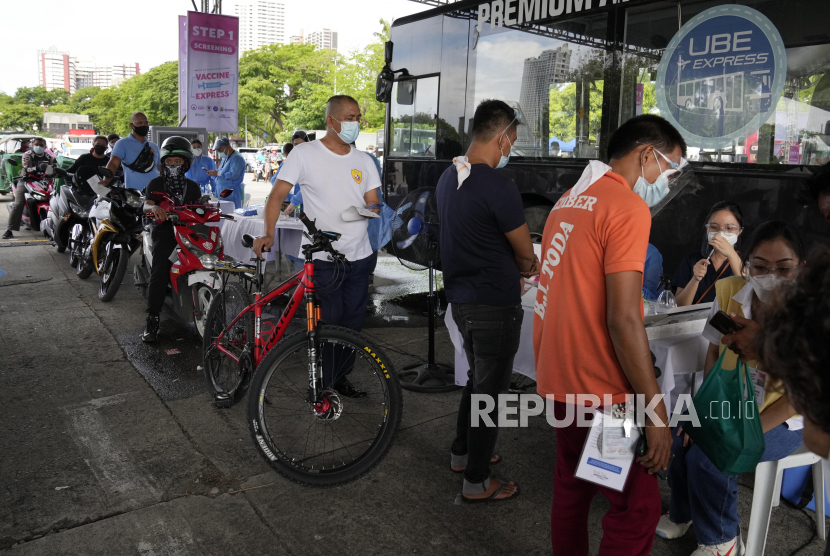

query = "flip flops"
[458,479,520,504]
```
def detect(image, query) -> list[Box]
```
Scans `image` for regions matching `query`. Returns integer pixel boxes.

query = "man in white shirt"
[254,95,381,398]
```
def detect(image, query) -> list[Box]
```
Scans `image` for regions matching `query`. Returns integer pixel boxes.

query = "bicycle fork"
[305,289,323,404]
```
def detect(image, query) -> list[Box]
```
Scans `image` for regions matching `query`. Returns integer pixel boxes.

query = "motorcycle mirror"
[219,188,234,199]
[7,158,19,166]
[97,167,114,180]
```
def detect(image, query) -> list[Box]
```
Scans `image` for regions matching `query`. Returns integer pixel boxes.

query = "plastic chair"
[746,445,825,555]
[244,193,251,207]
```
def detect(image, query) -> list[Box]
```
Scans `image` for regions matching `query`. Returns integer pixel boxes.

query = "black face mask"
[132,125,149,137]
[93,145,107,155]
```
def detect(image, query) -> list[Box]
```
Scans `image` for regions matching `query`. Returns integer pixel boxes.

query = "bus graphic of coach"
[676,70,771,112]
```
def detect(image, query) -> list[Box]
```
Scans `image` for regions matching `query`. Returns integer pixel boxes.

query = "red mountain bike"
[202,213,403,485]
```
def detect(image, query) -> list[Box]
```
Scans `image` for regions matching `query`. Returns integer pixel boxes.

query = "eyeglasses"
[705,224,742,233]
[746,261,800,278]
[637,142,689,171]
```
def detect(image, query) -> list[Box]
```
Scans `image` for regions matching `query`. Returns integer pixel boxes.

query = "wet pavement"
[1,194,827,556]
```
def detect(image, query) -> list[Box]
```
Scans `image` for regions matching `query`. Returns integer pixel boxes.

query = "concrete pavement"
[0,193,826,555]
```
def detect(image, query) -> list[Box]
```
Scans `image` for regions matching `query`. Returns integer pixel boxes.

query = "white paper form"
[574,409,640,492]
[87,175,111,198]
[341,206,380,221]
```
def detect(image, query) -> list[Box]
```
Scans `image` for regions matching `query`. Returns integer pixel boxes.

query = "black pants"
[314,255,372,386]
[147,226,178,315]
[6,182,27,231]
[451,303,523,486]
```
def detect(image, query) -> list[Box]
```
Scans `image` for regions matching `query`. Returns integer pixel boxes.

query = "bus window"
[390,76,439,158]
[465,15,608,160]
[623,0,830,166]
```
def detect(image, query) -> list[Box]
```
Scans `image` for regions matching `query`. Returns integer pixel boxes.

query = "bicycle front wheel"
[247,326,402,486]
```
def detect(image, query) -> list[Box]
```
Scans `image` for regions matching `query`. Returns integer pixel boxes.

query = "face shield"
[646,148,697,218]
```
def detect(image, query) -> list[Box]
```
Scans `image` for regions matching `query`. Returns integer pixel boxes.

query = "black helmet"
[160,136,194,172]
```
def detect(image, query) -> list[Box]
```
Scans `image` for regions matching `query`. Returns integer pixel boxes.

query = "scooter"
[44,166,97,255]
[254,159,266,182]
[74,168,144,302]
[5,160,55,234]
[133,188,235,337]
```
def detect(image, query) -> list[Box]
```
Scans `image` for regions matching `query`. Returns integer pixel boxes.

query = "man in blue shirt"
[185,138,216,195]
[103,112,160,191]
[207,137,245,208]
[643,243,664,301]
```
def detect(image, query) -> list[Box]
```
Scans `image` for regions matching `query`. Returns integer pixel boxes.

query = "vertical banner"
[635,83,644,116]
[178,16,188,123]
[186,11,239,133]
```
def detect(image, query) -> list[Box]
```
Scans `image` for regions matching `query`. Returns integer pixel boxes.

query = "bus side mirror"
[376,67,394,103]
[397,79,415,106]
[384,41,393,65]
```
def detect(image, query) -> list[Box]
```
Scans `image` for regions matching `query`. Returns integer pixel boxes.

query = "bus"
[381,0,830,272]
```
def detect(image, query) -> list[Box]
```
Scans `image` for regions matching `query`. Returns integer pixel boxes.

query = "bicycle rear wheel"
[203,282,254,404]
[248,326,402,486]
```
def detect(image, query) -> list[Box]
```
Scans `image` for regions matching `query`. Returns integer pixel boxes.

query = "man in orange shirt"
[533,115,688,555]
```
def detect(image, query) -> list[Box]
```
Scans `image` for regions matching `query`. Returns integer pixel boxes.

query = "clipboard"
[574,409,639,492]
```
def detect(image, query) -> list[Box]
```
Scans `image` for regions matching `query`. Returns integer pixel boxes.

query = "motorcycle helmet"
[160,136,194,173]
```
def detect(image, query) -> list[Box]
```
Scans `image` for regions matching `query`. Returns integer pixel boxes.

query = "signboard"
[788,144,800,164]
[178,16,188,123]
[477,0,635,29]
[655,5,787,150]
[185,11,239,133]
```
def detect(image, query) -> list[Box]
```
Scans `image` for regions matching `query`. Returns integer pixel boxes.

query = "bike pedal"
[213,393,233,409]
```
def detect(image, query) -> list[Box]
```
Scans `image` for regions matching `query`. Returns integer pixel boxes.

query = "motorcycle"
[5,160,55,234]
[254,159,266,182]
[44,166,97,255]
[133,189,235,337]
[74,167,144,302]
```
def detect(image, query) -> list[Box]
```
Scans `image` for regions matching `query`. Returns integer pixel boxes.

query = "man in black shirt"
[67,135,110,174]
[436,99,539,503]
[141,136,201,342]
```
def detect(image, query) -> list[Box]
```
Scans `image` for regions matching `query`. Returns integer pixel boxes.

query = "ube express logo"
[655,5,786,149]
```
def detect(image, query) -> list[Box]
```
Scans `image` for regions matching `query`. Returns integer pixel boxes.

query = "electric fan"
[391,187,459,393]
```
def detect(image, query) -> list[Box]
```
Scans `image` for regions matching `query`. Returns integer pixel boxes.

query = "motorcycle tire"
[98,247,129,302]
[76,251,93,279]
[203,282,254,404]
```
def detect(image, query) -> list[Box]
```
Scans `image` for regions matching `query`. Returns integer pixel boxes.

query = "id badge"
[748,366,767,408]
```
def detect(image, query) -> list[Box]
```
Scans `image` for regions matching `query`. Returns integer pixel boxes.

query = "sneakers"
[656,513,692,539]
[2,230,12,239]
[333,377,367,399]
[141,314,160,342]
[690,536,744,556]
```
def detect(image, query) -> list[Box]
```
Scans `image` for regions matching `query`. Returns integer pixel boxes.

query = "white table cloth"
[218,215,305,263]
[445,298,710,412]
[208,199,235,215]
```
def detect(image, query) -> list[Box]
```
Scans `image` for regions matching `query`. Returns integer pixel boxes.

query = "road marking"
[65,393,161,508]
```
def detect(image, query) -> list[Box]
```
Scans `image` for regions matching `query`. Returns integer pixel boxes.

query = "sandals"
[459,479,520,504]
[450,454,503,473]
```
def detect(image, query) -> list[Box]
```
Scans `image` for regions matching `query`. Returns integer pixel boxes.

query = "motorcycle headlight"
[32,192,46,202]
[69,201,89,218]
[177,230,207,258]
[124,189,142,208]
[199,254,219,269]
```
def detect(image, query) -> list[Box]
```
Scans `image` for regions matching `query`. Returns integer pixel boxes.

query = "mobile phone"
[708,310,742,335]
[636,430,673,480]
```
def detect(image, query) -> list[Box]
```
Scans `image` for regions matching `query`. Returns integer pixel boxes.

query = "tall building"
[305,29,338,52]
[38,47,75,94]
[38,47,140,93]
[234,0,286,51]
[517,44,572,148]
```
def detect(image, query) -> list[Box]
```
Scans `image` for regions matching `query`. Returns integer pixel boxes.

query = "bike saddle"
[241,234,254,248]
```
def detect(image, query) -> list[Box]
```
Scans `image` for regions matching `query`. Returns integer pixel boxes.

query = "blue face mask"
[331,117,360,145]
[219,150,227,160]
[633,149,673,207]
[496,129,514,169]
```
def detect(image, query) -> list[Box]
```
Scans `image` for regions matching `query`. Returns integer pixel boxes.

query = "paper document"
[87,175,111,198]
[574,409,639,492]
[341,206,380,222]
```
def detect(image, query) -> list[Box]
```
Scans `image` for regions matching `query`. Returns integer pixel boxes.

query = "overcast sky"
[1,0,429,96]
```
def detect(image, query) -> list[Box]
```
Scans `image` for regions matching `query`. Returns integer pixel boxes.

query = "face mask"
[93,145,107,156]
[32,146,45,155]
[633,152,672,207]
[219,150,227,160]
[165,164,184,177]
[331,117,360,145]
[707,231,739,246]
[748,273,789,303]
[132,125,149,137]
[110,142,117,149]
[193,148,202,157]
[496,131,513,169]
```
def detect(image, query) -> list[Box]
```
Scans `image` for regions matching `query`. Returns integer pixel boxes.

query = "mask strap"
[641,146,663,182]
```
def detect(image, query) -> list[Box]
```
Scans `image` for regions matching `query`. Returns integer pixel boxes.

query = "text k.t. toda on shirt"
[532,172,651,405]
[277,141,381,261]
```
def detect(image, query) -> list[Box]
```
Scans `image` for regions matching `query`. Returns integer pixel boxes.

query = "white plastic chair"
[244,193,251,207]
[746,445,826,555]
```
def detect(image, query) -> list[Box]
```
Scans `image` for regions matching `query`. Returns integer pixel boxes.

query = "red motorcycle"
[6,161,55,234]
[133,191,235,338]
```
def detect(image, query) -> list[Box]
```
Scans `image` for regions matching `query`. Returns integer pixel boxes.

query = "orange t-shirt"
[532,172,651,405]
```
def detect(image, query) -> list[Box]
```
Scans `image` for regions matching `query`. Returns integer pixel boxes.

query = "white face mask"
[748,274,789,303]
[193,148,203,157]
[708,231,739,246]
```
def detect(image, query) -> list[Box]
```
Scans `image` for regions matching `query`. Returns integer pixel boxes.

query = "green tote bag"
[686,349,766,476]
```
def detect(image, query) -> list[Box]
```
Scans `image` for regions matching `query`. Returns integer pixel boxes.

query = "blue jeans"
[668,423,803,545]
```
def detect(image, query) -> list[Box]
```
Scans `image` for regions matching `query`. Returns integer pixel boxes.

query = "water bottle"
[294,205,300,221]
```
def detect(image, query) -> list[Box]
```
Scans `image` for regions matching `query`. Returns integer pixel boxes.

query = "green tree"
[14,86,69,107]
[0,103,44,132]
[69,87,103,114]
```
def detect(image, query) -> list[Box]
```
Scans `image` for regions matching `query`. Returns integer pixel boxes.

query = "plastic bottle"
[294,205,300,220]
